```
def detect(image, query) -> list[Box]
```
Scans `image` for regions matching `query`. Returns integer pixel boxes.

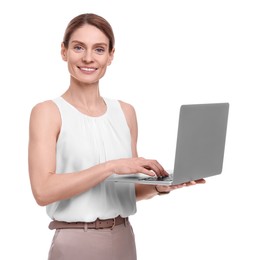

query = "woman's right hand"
[107,157,169,178]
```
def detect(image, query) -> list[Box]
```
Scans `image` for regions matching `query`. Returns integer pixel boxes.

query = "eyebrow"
[71,40,108,47]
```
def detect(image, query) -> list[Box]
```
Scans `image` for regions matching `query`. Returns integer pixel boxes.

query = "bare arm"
[28,101,114,206]
[28,101,166,206]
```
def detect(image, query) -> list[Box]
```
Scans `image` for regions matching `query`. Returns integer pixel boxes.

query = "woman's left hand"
[155,178,206,194]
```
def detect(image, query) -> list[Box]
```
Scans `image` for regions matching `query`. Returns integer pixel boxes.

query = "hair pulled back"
[63,13,115,52]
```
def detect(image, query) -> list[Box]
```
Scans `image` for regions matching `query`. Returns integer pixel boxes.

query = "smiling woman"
[28,13,203,260]
[61,23,114,86]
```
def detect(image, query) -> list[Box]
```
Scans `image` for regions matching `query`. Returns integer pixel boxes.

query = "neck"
[67,76,101,103]
[62,80,106,116]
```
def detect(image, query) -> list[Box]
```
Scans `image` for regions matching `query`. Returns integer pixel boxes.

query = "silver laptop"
[106,103,229,185]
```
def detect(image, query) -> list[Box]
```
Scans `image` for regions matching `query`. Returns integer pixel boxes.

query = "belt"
[48,216,128,230]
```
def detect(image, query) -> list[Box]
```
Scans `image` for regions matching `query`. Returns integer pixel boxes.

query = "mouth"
[78,66,98,72]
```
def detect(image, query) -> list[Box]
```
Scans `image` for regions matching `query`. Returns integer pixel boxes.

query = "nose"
[82,50,93,63]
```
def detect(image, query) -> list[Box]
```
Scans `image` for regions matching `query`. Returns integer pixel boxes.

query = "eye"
[73,45,84,52]
[95,47,105,54]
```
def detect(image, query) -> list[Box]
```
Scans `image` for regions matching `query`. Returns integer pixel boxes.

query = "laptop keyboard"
[139,175,173,182]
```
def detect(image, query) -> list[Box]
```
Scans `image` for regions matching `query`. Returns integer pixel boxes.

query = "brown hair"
[63,13,115,52]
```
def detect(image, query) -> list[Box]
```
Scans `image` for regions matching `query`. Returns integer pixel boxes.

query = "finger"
[138,167,156,176]
[186,179,205,186]
[195,179,206,184]
[144,160,168,177]
[184,181,195,186]
[176,183,186,188]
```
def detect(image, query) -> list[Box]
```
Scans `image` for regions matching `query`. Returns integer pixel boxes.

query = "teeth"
[80,67,96,71]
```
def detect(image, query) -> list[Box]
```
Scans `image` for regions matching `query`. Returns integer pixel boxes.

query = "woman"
[28,13,204,260]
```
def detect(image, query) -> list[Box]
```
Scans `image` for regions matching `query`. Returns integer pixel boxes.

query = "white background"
[1,0,253,259]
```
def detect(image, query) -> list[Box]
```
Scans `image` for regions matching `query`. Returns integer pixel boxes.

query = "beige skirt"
[48,220,137,260]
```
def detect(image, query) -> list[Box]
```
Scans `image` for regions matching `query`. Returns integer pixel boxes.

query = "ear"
[107,48,115,66]
[61,42,68,61]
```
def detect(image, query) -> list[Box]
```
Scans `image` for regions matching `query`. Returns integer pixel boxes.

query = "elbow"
[33,189,52,206]
[35,198,49,207]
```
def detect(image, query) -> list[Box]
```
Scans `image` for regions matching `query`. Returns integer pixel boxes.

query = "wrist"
[103,161,116,177]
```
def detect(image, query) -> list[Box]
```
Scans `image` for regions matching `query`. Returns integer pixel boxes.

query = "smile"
[78,66,98,72]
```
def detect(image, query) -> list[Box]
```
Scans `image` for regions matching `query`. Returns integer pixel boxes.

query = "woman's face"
[61,24,114,85]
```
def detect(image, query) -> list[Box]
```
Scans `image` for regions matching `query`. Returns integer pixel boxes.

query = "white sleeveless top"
[46,97,137,222]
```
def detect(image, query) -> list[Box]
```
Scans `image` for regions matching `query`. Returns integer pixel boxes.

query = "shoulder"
[30,99,60,118]
[29,100,61,134]
[118,100,136,118]
[31,99,58,112]
[118,100,138,131]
